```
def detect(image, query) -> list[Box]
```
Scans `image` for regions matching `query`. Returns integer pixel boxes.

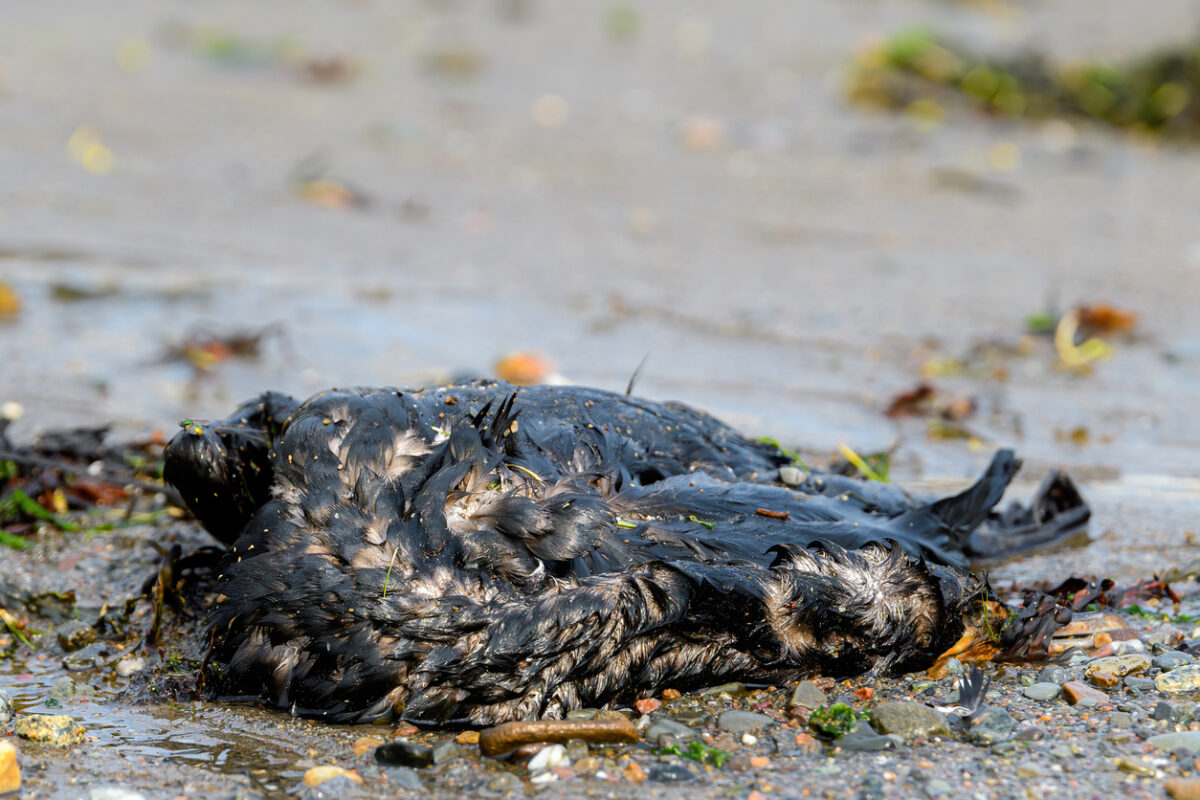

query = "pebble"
[635,698,660,714]
[89,790,147,800]
[55,620,97,652]
[1022,682,1061,701]
[967,706,1015,745]
[527,744,568,773]
[431,740,461,765]
[869,703,950,740]
[565,708,597,720]
[0,741,18,795]
[113,657,144,678]
[924,778,952,797]
[380,767,422,791]
[1153,701,1178,722]
[1109,711,1134,728]
[1125,676,1157,692]
[1061,681,1108,706]
[1165,777,1200,800]
[674,710,708,727]
[778,466,805,486]
[303,766,362,787]
[573,757,601,775]
[1015,725,1047,741]
[1085,654,1151,688]
[486,773,522,792]
[788,681,827,710]
[703,682,748,697]
[621,760,647,783]
[1158,665,1200,694]
[1114,756,1157,776]
[1015,763,1044,778]
[374,742,434,768]
[1036,666,1074,685]
[565,739,588,762]
[648,763,694,782]
[837,720,898,752]
[1155,652,1194,671]
[1149,732,1200,754]
[0,689,12,725]
[646,718,696,745]
[14,714,85,746]
[300,775,363,799]
[352,737,383,756]
[717,710,775,732]
[1149,626,1186,648]
[62,644,103,672]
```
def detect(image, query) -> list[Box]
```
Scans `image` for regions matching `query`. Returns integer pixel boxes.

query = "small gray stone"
[565,739,589,762]
[1022,682,1061,701]
[380,767,422,791]
[431,740,461,765]
[1111,640,1147,656]
[1036,666,1074,685]
[869,703,950,741]
[968,706,1015,745]
[56,620,97,652]
[61,643,104,672]
[487,773,522,792]
[646,718,696,744]
[1109,711,1134,728]
[944,658,964,676]
[648,763,694,782]
[1153,701,1175,721]
[924,778,952,797]
[787,681,826,710]
[1157,664,1200,694]
[1154,651,1193,671]
[1148,731,1200,754]
[1049,744,1072,759]
[717,710,775,733]
[673,709,708,727]
[565,708,598,720]
[0,689,13,724]
[703,682,748,697]
[837,720,898,752]
[778,466,806,486]
[1124,676,1156,692]
[300,775,364,800]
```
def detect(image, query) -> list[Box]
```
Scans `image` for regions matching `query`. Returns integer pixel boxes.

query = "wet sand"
[2,1,1200,796]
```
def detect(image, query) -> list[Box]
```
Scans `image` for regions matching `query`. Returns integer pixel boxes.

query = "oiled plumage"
[165,380,1087,725]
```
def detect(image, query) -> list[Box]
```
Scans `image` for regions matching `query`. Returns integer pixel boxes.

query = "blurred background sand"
[3,0,1200,582]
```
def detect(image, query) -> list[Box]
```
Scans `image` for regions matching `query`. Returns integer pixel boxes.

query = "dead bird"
[164,379,1088,726]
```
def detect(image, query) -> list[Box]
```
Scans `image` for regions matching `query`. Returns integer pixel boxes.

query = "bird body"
[165,380,1087,726]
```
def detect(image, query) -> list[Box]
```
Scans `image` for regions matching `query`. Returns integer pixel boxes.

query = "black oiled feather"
[167,379,1089,725]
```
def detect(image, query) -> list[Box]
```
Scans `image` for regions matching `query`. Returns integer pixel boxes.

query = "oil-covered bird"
[164,380,1087,726]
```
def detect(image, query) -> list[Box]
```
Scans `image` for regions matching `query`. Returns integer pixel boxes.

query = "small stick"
[478,717,638,757]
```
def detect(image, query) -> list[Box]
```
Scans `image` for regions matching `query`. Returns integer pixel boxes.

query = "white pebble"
[527,743,569,773]
[115,657,145,677]
[742,733,758,746]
